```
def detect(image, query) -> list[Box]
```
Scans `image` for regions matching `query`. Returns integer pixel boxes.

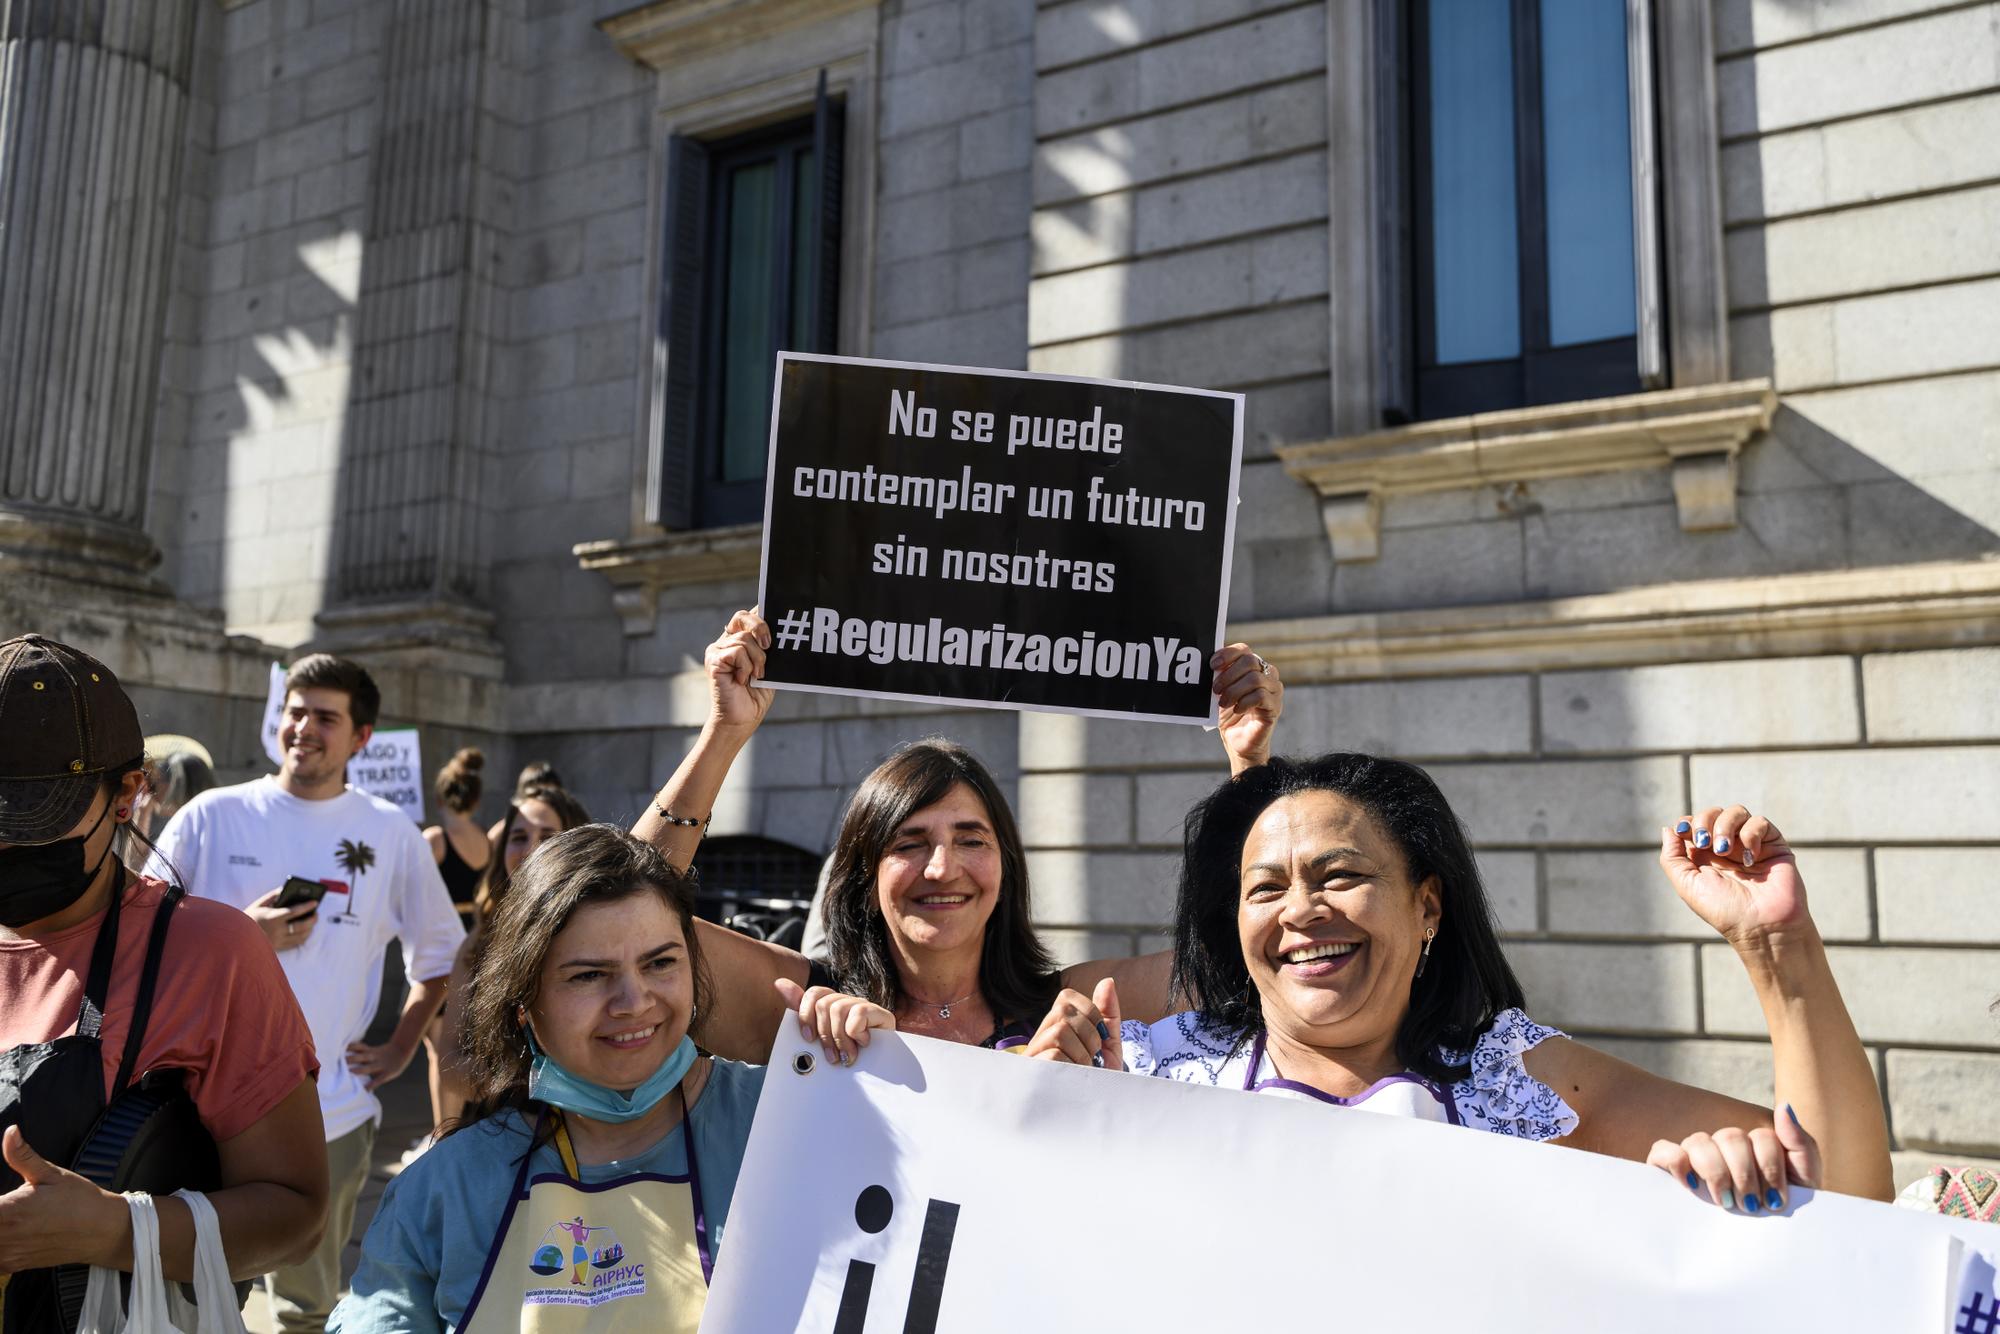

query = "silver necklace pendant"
[938,1005,952,1019]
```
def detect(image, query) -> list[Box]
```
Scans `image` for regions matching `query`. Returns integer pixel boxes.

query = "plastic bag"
[170,1191,245,1334]
[77,1191,177,1333]
[75,1191,244,1334]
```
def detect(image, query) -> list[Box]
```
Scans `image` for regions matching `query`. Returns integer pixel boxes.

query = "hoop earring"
[1414,926,1437,979]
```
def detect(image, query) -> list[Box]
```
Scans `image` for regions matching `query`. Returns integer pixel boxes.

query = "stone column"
[314,0,509,675]
[0,0,199,589]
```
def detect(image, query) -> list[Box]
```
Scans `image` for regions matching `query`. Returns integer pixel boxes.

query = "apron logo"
[525,1215,644,1308]
[832,1185,959,1334]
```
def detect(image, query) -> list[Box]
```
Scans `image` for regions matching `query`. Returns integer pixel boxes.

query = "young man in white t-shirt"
[150,654,463,1332]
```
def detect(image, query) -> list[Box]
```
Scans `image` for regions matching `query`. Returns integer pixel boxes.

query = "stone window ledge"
[600,0,878,67]
[1235,558,2000,682]
[574,523,763,635]
[1274,378,1777,563]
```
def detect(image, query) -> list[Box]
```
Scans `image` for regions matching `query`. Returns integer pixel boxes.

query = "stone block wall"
[871,0,1036,369]
[484,0,652,685]
[1718,0,2000,558]
[159,0,388,646]
[1026,0,1334,622]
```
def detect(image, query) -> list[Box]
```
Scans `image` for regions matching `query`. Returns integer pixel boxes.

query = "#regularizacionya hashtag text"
[770,609,1208,683]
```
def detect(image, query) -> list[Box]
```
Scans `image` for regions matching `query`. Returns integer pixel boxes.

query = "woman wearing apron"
[0,635,325,1330]
[1023,753,1897,1211]
[330,822,890,1332]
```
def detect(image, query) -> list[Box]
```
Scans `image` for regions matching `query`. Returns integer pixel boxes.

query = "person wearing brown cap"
[0,634,328,1331]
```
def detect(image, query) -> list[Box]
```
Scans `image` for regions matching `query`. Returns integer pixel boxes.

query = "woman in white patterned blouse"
[1025,753,1894,1211]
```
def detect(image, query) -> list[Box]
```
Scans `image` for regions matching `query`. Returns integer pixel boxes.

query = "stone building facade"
[2,0,1995,1179]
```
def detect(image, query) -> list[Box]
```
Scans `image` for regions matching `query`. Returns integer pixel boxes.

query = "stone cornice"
[1275,378,1778,561]
[599,0,878,68]
[1236,559,2000,683]
[573,523,764,634]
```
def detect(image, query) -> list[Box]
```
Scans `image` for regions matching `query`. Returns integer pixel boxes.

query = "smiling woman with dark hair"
[817,738,1061,1045]
[631,609,1285,1066]
[1028,753,1896,1214]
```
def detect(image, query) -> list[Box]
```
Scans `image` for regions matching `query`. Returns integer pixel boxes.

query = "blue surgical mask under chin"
[525,1026,697,1124]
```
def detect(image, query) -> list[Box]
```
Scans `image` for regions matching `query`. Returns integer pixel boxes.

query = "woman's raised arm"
[1527,808,1891,1203]
[632,609,772,873]
[631,609,814,1063]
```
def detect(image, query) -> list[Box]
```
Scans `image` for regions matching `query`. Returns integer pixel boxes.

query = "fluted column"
[0,0,198,586]
[327,0,500,611]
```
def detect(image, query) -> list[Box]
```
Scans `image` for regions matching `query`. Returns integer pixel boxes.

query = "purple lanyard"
[1241,1032,1463,1125]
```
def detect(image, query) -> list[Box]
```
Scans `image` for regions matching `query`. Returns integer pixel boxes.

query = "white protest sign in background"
[347,727,423,823]
[260,661,287,767]
[703,1029,1968,1333]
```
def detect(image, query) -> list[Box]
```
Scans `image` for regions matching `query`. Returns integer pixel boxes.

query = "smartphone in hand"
[273,876,328,912]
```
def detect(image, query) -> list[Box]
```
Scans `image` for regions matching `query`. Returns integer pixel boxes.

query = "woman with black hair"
[1027,753,1895,1212]
[631,609,1283,1063]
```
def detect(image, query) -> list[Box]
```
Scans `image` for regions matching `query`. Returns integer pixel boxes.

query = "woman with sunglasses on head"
[632,608,1283,1066]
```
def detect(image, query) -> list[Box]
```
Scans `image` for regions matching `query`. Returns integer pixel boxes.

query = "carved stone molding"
[600,0,878,67]
[1275,379,1779,563]
[310,599,507,681]
[573,522,763,635]
[1236,559,2000,683]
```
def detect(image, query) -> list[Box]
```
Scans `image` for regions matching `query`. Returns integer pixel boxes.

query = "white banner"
[260,661,287,767]
[703,1028,1975,1333]
[347,728,423,824]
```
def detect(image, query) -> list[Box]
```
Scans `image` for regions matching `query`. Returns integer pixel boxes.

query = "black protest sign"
[755,353,1243,724]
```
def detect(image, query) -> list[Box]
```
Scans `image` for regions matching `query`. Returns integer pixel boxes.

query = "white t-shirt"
[149,777,466,1140]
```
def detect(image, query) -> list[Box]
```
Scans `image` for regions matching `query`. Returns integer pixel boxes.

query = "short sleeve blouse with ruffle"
[1120,1007,1580,1142]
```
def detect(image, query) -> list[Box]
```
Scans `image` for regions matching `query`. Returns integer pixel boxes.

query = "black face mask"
[0,798,118,930]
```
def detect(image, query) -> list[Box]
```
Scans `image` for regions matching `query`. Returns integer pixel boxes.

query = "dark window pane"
[1426,0,1520,365]
[790,149,817,349]
[721,160,776,484]
[1540,0,1636,347]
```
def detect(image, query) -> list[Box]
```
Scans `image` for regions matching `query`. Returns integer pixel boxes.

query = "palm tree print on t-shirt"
[331,838,376,921]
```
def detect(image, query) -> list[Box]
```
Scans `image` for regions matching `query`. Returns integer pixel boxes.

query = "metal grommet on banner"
[792,1051,816,1076]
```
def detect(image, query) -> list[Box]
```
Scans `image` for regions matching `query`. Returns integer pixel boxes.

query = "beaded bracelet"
[653,801,711,831]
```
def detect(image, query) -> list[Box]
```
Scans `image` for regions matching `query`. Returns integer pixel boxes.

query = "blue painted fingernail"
[1686,1172,1700,1192]
[1785,1103,1802,1129]
[1096,1021,1110,1040]
[1716,835,1730,854]
[1675,820,1691,835]
[1721,1188,1737,1211]
[1765,1189,1783,1212]
[1744,1192,1760,1213]
[1694,828,1711,849]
